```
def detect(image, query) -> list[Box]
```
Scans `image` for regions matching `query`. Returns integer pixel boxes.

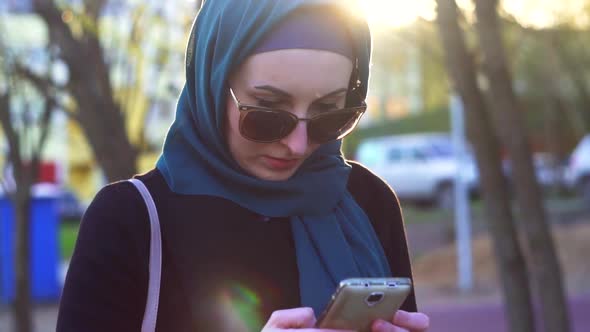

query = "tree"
[548,29,590,133]
[0,48,57,332]
[31,0,138,182]
[26,0,200,183]
[435,1,535,331]
[508,22,590,141]
[473,0,570,331]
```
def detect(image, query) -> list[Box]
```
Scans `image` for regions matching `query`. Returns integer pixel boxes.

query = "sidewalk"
[422,292,590,332]
[1,293,588,332]
[0,304,57,332]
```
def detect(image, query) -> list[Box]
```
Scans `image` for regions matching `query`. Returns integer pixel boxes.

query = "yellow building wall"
[65,87,157,202]
[66,120,99,202]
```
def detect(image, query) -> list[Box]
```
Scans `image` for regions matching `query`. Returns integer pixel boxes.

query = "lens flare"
[216,282,264,331]
[358,0,436,29]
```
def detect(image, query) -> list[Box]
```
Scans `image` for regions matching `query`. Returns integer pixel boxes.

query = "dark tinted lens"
[309,110,361,143]
[240,110,296,142]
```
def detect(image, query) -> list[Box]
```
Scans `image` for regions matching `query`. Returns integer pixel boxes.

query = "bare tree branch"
[14,63,65,92]
[0,88,23,180]
[13,63,79,122]
[34,96,56,159]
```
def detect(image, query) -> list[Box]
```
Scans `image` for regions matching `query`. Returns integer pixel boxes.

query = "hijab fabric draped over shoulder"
[156,0,391,314]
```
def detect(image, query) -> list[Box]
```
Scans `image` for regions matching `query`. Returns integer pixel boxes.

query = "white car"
[564,134,590,203]
[355,133,479,209]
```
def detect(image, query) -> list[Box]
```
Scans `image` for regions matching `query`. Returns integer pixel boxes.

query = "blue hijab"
[156,0,391,314]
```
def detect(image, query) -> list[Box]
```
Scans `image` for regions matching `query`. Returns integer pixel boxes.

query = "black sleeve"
[56,182,149,332]
[347,161,418,312]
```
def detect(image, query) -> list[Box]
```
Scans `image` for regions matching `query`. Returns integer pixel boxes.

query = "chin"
[250,167,299,182]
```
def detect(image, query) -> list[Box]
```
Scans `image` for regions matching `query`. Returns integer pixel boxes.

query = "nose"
[280,120,309,156]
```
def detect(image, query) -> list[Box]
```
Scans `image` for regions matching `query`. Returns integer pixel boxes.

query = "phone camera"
[365,292,384,306]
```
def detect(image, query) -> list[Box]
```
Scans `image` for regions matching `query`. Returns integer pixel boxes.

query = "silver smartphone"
[316,278,412,332]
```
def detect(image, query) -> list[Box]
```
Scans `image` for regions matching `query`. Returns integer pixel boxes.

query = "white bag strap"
[128,179,162,332]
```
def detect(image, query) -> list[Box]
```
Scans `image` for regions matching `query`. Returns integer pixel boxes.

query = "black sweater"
[56,161,416,331]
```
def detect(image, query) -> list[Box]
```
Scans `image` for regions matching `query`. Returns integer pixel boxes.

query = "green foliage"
[343,99,583,161]
[60,222,79,260]
[343,107,450,158]
[370,20,450,116]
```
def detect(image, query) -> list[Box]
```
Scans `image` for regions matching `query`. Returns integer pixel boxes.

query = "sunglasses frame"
[229,87,367,143]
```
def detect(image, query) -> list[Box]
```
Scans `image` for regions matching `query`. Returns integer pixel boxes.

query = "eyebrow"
[253,85,348,101]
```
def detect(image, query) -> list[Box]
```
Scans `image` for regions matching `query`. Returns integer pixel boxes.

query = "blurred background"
[0,0,589,331]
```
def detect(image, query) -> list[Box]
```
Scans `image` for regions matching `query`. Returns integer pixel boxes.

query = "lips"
[262,156,299,170]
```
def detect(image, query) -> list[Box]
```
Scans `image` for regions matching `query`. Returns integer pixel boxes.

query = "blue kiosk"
[0,196,60,303]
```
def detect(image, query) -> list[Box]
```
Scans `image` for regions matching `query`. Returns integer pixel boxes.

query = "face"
[226,49,353,181]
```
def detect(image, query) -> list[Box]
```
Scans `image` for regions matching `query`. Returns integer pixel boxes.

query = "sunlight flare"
[359,0,436,29]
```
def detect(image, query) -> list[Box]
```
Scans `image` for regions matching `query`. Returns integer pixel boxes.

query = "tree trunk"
[473,1,570,331]
[435,1,535,331]
[1,92,34,332]
[0,86,33,332]
[13,186,33,332]
[32,0,137,182]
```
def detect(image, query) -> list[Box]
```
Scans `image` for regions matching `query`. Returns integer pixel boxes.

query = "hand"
[262,307,354,332]
[371,310,430,332]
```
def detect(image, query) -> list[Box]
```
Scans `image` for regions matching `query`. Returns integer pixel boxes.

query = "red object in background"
[38,162,57,183]
[10,161,58,184]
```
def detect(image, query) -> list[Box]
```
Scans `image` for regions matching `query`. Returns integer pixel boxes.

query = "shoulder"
[76,168,190,261]
[57,177,152,331]
[347,160,389,189]
[346,160,406,264]
[347,160,401,211]
[76,176,152,259]
[84,179,145,228]
[84,173,155,229]
[346,163,417,311]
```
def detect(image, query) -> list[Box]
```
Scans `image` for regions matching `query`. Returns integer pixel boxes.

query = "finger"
[264,328,354,332]
[270,329,354,332]
[392,310,430,331]
[264,307,317,329]
[371,319,409,332]
[286,329,355,332]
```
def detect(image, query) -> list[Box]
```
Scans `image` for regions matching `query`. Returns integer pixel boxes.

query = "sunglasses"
[229,88,366,144]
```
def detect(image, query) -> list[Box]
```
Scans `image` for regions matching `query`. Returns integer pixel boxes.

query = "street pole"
[450,93,473,291]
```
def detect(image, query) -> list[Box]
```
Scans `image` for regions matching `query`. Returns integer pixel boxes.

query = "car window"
[408,148,425,161]
[387,148,402,162]
[429,142,453,157]
[423,141,453,158]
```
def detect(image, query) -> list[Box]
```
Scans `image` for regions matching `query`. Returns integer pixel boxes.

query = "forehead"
[232,49,353,95]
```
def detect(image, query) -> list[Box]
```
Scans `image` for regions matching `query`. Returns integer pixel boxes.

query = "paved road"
[0,304,57,332]
[1,294,589,332]
[422,293,590,332]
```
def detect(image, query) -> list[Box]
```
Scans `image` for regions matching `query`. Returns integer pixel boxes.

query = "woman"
[56,0,430,331]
